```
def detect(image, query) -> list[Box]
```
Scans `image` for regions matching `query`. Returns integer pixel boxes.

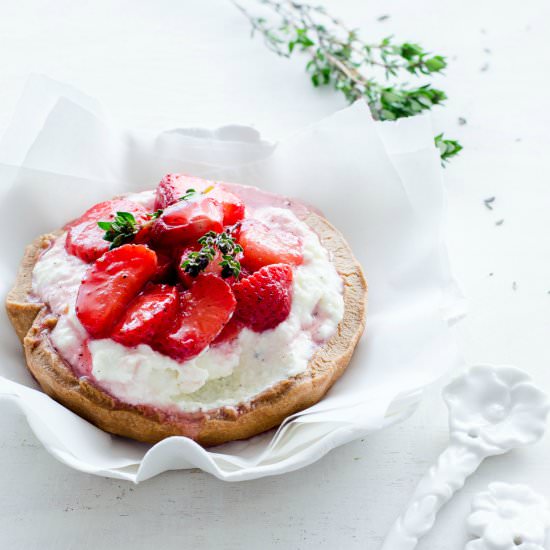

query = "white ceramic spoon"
[381,365,550,550]
[466,482,550,549]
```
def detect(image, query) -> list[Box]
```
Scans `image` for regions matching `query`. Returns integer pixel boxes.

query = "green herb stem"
[182,230,243,279]
[233,0,462,164]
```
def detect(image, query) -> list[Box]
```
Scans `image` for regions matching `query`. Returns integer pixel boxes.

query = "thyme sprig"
[183,230,243,279]
[233,0,461,164]
[179,188,197,201]
[98,211,140,250]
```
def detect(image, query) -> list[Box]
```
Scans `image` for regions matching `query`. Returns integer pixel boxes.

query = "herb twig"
[233,0,462,164]
[183,230,243,278]
[98,212,140,249]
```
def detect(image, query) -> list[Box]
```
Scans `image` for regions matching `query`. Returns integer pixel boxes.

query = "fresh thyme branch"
[183,230,243,279]
[98,212,140,250]
[232,0,461,164]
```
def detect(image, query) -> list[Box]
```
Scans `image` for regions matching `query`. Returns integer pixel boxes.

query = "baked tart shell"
[6,211,367,447]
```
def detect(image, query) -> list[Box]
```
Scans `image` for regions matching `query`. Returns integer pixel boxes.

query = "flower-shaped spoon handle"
[381,365,549,550]
[466,482,550,549]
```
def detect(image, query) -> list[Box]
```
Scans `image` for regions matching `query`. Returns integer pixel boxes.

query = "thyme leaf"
[98,211,140,250]
[179,188,197,201]
[435,133,463,165]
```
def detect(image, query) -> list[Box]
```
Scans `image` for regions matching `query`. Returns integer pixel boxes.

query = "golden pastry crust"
[6,212,367,447]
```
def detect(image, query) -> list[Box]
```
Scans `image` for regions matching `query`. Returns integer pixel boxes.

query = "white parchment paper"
[0,76,464,482]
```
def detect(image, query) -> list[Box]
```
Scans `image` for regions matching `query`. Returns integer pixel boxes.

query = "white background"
[1,0,549,548]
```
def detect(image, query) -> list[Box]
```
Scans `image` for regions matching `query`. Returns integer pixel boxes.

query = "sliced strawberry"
[208,188,245,225]
[133,219,154,245]
[233,264,293,332]
[176,246,241,288]
[151,250,175,283]
[152,274,236,361]
[154,174,208,210]
[66,199,149,263]
[151,197,224,247]
[176,245,201,288]
[211,317,243,346]
[238,220,303,272]
[76,245,158,338]
[154,173,179,210]
[111,284,178,347]
[228,221,243,241]
[154,173,245,225]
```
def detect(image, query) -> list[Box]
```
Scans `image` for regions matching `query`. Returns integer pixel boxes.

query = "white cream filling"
[32,206,344,412]
[32,237,88,316]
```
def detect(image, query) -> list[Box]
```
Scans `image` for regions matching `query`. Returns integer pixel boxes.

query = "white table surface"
[1,1,549,548]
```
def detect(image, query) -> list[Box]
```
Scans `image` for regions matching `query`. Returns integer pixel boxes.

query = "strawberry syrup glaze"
[32,182,344,413]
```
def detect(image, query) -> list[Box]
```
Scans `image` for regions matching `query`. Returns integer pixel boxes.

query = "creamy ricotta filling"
[32,205,344,412]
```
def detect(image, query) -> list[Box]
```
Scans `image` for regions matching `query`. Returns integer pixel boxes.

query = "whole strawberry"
[233,264,293,332]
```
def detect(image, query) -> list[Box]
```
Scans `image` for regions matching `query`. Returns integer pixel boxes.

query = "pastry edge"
[5,212,367,447]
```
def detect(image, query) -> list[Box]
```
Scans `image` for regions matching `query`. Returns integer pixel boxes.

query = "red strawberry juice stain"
[51,334,93,378]
[77,340,94,376]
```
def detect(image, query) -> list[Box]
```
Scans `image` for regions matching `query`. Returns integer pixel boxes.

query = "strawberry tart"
[6,174,366,446]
